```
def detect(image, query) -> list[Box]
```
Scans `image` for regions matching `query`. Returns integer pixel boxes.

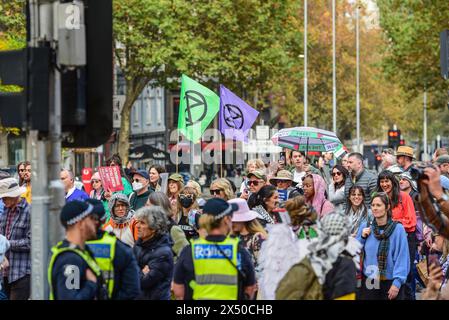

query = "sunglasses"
[91,179,100,183]
[331,172,342,177]
[247,180,262,186]
[210,189,223,195]
[179,194,194,199]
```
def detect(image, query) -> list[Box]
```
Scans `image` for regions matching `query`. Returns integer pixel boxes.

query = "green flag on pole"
[177,74,220,143]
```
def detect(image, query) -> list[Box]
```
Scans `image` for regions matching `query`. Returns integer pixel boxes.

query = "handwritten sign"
[98,166,124,192]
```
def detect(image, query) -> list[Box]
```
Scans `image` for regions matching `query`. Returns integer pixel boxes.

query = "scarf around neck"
[371,218,397,280]
[111,209,134,225]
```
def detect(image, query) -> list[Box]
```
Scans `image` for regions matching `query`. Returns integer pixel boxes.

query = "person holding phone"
[356,192,410,300]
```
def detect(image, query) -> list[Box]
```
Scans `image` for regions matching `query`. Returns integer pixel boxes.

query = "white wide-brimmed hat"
[0,178,27,198]
[228,198,259,222]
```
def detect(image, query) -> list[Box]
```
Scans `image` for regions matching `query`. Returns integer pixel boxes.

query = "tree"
[113,0,303,164]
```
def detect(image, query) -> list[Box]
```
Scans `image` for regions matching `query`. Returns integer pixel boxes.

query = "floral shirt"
[239,233,265,277]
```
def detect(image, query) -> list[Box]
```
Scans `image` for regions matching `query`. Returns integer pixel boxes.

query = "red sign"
[82,168,93,195]
[98,166,124,192]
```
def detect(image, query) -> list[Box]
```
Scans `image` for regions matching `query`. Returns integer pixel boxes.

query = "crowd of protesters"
[1,146,449,300]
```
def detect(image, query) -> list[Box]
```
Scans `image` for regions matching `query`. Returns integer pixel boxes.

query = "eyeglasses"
[331,172,342,177]
[247,180,262,186]
[179,194,194,200]
[210,189,223,195]
[19,169,31,173]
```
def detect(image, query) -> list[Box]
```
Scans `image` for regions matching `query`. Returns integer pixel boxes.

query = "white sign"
[243,139,282,154]
[113,95,126,128]
[256,125,270,140]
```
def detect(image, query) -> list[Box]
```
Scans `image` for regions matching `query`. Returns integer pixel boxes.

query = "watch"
[436,193,449,204]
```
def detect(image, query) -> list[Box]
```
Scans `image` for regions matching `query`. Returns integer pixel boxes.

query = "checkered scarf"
[372,218,397,280]
[307,213,359,284]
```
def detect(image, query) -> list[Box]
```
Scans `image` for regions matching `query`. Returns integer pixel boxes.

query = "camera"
[409,164,434,181]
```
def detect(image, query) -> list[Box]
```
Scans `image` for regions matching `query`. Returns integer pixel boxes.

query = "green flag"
[178,74,220,143]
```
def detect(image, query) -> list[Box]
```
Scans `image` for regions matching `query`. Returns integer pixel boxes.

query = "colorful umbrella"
[271,127,344,153]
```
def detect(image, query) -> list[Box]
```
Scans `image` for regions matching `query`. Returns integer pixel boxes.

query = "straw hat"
[395,146,415,159]
[0,178,26,199]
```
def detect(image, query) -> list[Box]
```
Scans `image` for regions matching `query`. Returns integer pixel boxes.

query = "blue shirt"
[66,188,89,203]
[356,221,410,289]
[441,175,449,190]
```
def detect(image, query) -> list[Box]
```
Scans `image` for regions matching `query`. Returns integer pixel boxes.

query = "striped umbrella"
[271,127,344,154]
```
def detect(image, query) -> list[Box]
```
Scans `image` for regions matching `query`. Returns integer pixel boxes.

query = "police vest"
[86,232,117,298]
[190,237,239,300]
[48,241,102,300]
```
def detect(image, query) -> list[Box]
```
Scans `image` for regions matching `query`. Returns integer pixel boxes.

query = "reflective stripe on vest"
[86,232,117,298]
[190,237,239,300]
[48,241,102,300]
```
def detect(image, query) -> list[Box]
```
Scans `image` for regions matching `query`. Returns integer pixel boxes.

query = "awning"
[129,144,169,161]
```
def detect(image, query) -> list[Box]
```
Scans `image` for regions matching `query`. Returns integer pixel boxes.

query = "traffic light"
[388,129,401,149]
[0,0,112,148]
[61,0,112,148]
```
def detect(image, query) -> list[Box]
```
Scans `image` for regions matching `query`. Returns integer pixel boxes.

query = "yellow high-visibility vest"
[190,236,239,300]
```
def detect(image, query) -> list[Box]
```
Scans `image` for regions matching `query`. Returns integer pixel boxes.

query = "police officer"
[172,198,257,300]
[85,199,141,300]
[48,201,107,300]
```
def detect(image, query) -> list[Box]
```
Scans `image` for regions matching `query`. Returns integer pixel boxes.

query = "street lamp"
[332,0,337,134]
[356,4,361,153]
[304,0,308,127]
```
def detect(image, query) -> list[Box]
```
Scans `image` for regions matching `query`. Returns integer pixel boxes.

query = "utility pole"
[332,0,337,134]
[304,0,308,127]
[355,4,361,153]
[423,88,428,161]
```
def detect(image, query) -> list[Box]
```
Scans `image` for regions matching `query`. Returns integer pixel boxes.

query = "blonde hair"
[247,159,266,173]
[210,178,234,200]
[285,195,317,227]
[186,180,202,197]
[199,214,225,234]
[245,220,268,239]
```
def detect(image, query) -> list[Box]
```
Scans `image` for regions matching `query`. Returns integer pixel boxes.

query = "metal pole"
[423,89,428,161]
[304,0,308,127]
[332,0,337,134]
[356,5,361,153]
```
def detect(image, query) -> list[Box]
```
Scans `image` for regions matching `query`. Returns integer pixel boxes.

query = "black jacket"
[133,233,174,300]
[322,254,357,300]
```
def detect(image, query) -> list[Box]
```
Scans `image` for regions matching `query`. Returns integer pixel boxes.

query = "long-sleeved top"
[0,198,31,283]
[50,241,102,300]
[392,191,417,233]
[66,187,89,203]
[344,169,378,208]
[87,231,141,300]
[356,221,410,289]
[0,234,10,291]
[328,184,346,213]
[133,234,174,300]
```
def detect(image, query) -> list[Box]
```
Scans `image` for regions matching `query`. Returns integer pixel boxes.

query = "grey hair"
[61,169,74,181]
[134,206,169,236]
[382,153,396,166]
[148,192,173,218]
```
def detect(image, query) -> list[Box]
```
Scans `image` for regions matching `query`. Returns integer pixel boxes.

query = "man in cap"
[0,178,30,300]
[396,146,416,173]
[173,198,256,300]
[435,155,449,179]
[129,169,154,211]
[269,170,302,202]
[242,170,267,208]
[85,199,141,300]
[48,200,108,300]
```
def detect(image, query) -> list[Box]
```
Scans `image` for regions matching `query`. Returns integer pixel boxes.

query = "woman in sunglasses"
[175,187,200,240]
[328,165,349,213]
[210,178,235,201]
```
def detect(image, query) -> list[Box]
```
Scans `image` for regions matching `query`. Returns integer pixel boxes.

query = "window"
[133,102,139,127]
[145,97,152,126]
[156,89,162,125]
[116,68,126,95]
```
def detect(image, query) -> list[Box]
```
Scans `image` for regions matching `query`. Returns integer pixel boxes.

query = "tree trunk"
[117,77,148,165]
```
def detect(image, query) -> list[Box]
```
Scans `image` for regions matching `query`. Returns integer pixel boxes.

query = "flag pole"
[176,131,179,174]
